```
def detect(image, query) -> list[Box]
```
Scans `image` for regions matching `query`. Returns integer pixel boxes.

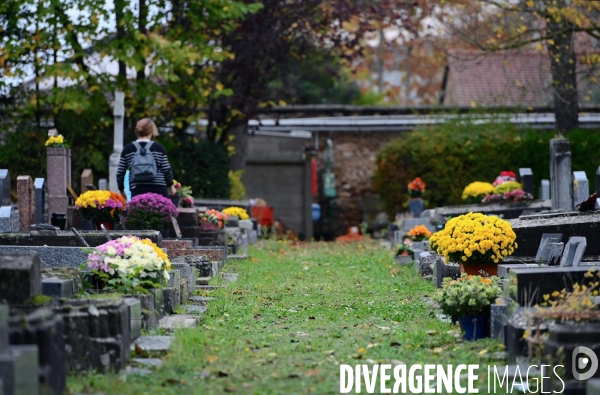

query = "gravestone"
[540,179,550,200]
[109,91,125,192]
[548,242,565,266]
[0,206,20,233]
[16,176,35,231]
[80,169,93,194]
[534,233,563,263]
[98,178,108,191]
[46,145,71,221]
[596,167,600,195]
[518,168,533,195]
[34,178,48,224]
[0,251,42,304]
[549,138,572,210]
[0,345,39,395]
[0,170,10,206]
[572,171,589,209]
[559,236,586,267]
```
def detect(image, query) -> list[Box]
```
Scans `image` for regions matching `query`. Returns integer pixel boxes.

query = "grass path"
[69,240,505,394]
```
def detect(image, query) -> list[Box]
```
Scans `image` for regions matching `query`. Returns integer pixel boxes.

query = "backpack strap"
[133,141,153,154]
[132,141,142,152]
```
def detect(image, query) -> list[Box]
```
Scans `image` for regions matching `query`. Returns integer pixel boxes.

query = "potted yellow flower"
[461,182,496,204]
[430,212,517,276]
[222,206,249,227]
[75,190,127,230]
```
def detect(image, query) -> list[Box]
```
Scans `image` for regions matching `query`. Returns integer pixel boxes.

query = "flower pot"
[169,195,182,207]
[200,221,220,231]
[50,212,67,230]
[226,216,240,228]
[458,314,488,341]
[161,228,170,238]
[459,262,497,276]
[394,255,413,265]
[96,221,114,231]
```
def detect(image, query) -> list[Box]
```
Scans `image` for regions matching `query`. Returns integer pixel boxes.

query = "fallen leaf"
[390,341,401,347]
[478,349,488,357]
[308,316,316,320]
[305,369,320,377]
[426,330,438,335]
[206,355,218,364]
[390,268,399,276]
[433,347,444,354]
[217,371,229,377]
[162,378,186,386]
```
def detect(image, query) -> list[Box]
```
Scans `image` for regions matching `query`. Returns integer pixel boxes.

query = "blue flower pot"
[458,314,488,341]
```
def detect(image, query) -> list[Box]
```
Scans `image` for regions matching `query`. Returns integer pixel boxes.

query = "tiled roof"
[444,51,553,107]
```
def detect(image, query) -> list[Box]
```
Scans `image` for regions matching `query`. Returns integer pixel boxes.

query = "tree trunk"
[546,3,579,133]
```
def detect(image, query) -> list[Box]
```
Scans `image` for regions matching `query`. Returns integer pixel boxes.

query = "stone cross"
[540,179,550,200]
[16,176,35,231]
[80,169,94,194]
[34,178,48,224]
[46,139,71,221]
[108,91,125,192]
[0,170,10,206]
[572,171,589,209]
[549,138,573,210]
[518,168,533,195]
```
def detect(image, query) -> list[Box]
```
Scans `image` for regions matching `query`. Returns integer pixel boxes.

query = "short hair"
[135,118,158,138]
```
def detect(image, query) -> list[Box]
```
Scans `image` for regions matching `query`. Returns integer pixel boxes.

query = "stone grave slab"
[0,246,88,268]
[508,211,600,256]
[189,296,213,304]
[16,176,35,231]
[131,336,173,356]
[505,266,600,306]
[131,358,163,369]
[559,236,586,267]
[163,287,180,314]
[0,251,42,304]
[534,233,563,263]
[123,297,142,340]
[0,230,162,247]
[0,170,10,206]
[540,179,550,200]
[183,305,207,315]
[0,304,8,351]
[158,315,197,329]
[41,277,73,298]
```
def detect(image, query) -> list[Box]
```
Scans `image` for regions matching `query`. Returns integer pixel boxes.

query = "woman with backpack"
[117,118,176,198]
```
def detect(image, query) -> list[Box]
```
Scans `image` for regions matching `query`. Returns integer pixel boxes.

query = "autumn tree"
[445,0,600,132]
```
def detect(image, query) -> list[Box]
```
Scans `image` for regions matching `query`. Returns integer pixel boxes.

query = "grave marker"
[0,206,20,233]
[540,179,550,200]
[559,236,587,267]
[548,242,565,266]
[46,142,71,222]
[550,138,572,210]
[518,168,533,195]
[80,169,94,194]
[109,91,125,192]
[0,251,42,304]
[534,233,563,263]
[171,217,182,239]
[16,176,35,231]
[572,171,589,209]
[98,178,108,191]
[34,178,48,224]
[0,170,10,206]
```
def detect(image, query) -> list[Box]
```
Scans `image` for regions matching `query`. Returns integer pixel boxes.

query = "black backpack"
[130,141,157,182]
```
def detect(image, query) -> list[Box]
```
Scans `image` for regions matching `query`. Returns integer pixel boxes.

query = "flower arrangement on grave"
[482,189,534,205]
[182,196,194,207]
[434,274,502,334]
[461,182,496,204]
[75,190,127,224]
[173,179,193,198]
[432,212,517,275]
[406,225,433,241]
[493,170,517,186]
[408,177,426,198]
[45,134,70,148]
[199,209,229,230]
[494,181,522,194]
[395,238,414,256]
[122,192,178,231]
[222,206,250,220]
[84,236,171,293]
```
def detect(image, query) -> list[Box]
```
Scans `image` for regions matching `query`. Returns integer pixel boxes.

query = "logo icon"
[572,346,598,381]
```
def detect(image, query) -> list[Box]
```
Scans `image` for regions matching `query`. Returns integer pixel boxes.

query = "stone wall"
[314,131,405,237]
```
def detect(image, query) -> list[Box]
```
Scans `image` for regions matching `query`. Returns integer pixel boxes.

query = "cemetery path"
[69,240,503,394]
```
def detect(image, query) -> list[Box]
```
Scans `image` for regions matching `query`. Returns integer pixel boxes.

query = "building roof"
[444,51,553,107]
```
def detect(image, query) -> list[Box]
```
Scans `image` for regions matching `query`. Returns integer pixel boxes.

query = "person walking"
[117,118,176,198]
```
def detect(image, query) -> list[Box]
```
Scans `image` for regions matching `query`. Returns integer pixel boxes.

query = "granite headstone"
[572,171,589,209]
[16,176,35,231]
[0,206,20,233]
[540,179,550,200]
[518,168,533,195]
[0,170,10,206]
[550,138,572,211]
[534,233,563,263]
[34,178,48,224]
[559,236,586,267]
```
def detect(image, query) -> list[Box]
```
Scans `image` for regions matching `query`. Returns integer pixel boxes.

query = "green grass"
[68,240,507,394]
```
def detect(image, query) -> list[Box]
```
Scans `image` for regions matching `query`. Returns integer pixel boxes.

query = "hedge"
[373,116,600,217]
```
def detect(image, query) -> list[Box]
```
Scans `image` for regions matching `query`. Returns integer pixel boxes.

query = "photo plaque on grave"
[534,233,563,263]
